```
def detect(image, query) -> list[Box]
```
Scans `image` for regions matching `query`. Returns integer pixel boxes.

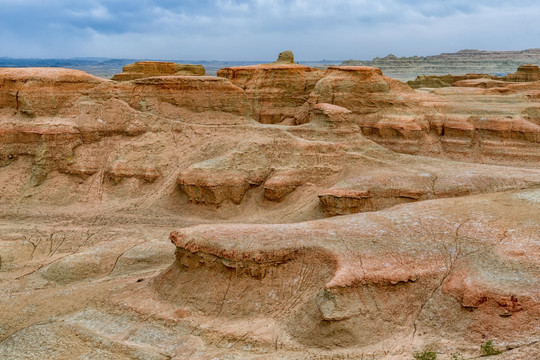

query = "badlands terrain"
[0,51,539,359]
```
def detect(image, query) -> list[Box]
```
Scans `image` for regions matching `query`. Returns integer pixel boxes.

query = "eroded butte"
[0,53,539,359]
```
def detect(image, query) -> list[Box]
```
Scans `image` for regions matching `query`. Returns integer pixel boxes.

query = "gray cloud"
[0,0,539,60]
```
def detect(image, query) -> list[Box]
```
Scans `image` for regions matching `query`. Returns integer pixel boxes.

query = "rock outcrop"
[274,50,295,64]
[111,61,206,81]
[354,69,540,168]
[217,63,321,123]
[504,64,540,82]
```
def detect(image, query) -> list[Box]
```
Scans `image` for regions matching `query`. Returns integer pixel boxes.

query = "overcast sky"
[0,0,539,61]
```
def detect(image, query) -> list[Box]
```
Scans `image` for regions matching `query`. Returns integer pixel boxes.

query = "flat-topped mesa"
[0,67,106,117]
[505,64,540,82]
[342,48,540,81]
[111,61,206,81]
[314,66,416,116]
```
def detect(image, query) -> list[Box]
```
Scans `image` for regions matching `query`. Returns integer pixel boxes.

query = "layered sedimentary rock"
[505,64,540,82]
[354,78,540,167]
[122,76,250,117]
[111,61,206,81]
[217,64,413,124]
[164,189,540,356]
[343,48,540,81]
[0,67,105,117]
[216,60,540,169]
[312,66,414,114]
[217,64,321,123]
[1,54,540,359]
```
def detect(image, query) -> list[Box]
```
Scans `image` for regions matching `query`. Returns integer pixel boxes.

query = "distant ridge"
[343,48,540,81]
[0,57,339,78]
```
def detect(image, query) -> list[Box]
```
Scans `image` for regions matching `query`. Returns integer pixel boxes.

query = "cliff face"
[1,57,540,359]
[217,64,321,123]
[165,193,540,353]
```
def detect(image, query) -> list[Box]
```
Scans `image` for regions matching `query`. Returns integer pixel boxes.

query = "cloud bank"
[0,0,539,60]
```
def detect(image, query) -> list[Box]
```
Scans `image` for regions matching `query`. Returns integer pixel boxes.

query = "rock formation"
[111,61,206,81]
[1,53,540,359]
[274,49,295,64]
[343,48,540,81]
[217,61,320,124]
[505,64,540,82]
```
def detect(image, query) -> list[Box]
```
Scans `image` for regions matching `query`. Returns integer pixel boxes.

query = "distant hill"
[342,49,540,81]
[10,49,537,82]
[0,58,137,78]
[0,58,341,78]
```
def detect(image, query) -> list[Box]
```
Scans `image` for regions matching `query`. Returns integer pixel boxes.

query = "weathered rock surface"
[111,61,206,81]
[1,55,540,359]
[163,189,540,356]
[355,78,540,168]
[505,64,540,82]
